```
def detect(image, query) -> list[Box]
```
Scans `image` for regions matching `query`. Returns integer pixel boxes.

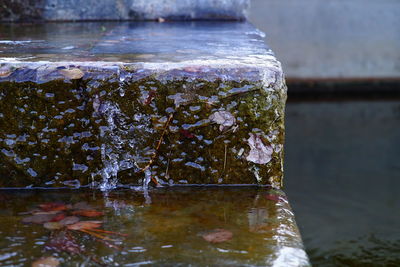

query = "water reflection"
[0,188,310,266]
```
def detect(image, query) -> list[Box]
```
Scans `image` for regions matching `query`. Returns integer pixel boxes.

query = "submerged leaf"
[32,211,60,215]
[45,231,83,255]
[50,213,66,222]
[59,216,80,226]
[43,222,63,230]
[22,214,57,224]
[31,256,60,267]
[202,229,233,243]
[67,221,102,230]
[72,210,103,217]
[246,133,273,164]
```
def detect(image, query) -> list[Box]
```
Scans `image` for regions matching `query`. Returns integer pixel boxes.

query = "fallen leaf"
[202,229,233,243]
[67,221,102,230]
[144,90,156,105]
[59,68,84,80]
[50,213,66,222]
[72,202,93,210]
[246,133,273,164]
[39,203,69,212]
[32,256,60,267]
[59,216,80,226]
[180,129,195,139]
[209,111,236,131]
[0,67,12,78]
[33,211,61,215]
[72,210,103,217]
[43,222,63,230]
[45,231,83,254]
[22,214,58,224]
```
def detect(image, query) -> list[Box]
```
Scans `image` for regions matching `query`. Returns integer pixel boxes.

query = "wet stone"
[0,22,287,188]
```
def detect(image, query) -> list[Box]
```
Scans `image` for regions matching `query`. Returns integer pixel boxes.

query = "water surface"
[0,187,309,266]
[285,100,400,266]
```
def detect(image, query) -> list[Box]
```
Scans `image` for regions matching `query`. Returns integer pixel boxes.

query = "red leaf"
[45,231,83,254]
[144,90,156,105]
[180,129,195,139]
[50,213,66,222]
[72,210,103,217]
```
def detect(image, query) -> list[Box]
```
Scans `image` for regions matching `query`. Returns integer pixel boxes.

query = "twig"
[139,114,173,173]
[96,238,123,250]
[223,143,227,173]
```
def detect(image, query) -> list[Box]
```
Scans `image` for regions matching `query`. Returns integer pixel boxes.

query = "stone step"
[0,0,249,21]
[0,21,286,188]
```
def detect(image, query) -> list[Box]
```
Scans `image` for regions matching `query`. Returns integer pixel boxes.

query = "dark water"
[0,188,309,266]
[285,100,400,266]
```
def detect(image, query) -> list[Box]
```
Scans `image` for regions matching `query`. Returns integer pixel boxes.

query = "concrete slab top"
[0,22,282,84]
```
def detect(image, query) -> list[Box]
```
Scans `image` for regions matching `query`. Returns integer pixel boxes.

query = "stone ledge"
[0,22,286,188]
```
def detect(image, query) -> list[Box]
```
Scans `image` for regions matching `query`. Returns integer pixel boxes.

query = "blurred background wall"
[249,0,400,80]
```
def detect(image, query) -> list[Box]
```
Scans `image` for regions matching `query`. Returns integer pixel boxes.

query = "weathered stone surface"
[0,22,286,188]
[0,0,249,22]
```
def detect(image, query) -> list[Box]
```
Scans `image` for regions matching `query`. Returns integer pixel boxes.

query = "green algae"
[0,75,286,188]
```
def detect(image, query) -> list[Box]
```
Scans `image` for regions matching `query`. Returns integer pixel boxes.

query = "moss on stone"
[0,75,286,188]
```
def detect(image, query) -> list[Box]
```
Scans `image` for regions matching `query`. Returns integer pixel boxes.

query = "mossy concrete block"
[0,0,249,22]
[0,22,286,188]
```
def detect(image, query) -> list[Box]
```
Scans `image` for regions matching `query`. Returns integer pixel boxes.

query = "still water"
[0,187,309,266]
[285,100,400,266]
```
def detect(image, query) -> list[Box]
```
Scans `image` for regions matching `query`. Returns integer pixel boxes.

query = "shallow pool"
[0,187,309,266]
